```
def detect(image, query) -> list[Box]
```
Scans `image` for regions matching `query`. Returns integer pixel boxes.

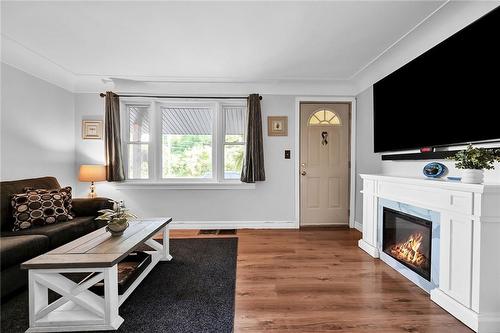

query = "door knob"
[301,170,307,176]
[300,163,307,176]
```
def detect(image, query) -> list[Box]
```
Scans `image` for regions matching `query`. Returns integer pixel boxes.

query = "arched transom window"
[308,109,341,126]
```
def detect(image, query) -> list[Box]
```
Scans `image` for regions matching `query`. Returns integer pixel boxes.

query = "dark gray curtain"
[104,91,125,181]
[241,94,265,183]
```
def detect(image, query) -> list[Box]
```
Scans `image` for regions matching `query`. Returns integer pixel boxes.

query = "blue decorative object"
[423,162,448,178]
[447,176,462,181]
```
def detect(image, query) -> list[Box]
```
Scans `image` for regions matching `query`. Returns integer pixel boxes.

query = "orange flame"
[390,233,427,267]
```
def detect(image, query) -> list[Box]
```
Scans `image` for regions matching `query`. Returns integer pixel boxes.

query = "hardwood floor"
[170,228,472,333]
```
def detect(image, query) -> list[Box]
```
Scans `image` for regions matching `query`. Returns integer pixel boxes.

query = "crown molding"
[352,1,500,95]
[1,34,76,92]
[3,1,498,97]
[1,33,357,95]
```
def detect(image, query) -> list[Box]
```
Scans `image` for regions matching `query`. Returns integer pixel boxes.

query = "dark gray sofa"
[0,177,113,299]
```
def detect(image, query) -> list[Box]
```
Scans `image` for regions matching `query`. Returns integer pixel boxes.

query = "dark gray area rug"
[1,238,237,333]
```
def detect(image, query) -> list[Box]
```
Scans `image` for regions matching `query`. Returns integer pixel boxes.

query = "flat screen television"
[373,7,500,153]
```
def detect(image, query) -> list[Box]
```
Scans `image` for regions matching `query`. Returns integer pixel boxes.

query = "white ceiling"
[1,1,497,93]
[1,1,444,80]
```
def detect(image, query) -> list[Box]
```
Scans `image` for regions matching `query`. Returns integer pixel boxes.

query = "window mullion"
[152,101,162,181]
[121,102,129,179]
[215,102,223,182]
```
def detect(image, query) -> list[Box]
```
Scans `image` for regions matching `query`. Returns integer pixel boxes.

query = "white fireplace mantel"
[358,174,500,333]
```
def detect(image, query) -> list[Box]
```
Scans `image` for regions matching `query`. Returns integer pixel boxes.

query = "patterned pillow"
[11,188,73,231]
[24,186,74,217]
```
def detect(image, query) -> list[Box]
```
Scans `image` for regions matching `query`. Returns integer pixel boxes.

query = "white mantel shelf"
[360,174,500,193]
[358,174,500,333]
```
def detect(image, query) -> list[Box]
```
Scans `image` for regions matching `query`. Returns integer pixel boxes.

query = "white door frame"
[294,96,356,229]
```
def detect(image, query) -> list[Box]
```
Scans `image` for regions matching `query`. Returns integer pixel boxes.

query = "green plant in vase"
[447,145,500,184]
[96,200,136,236]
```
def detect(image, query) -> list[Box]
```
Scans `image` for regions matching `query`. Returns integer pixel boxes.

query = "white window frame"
[220,103,247,181]
[118,98,254,189]
[123,101,153,180]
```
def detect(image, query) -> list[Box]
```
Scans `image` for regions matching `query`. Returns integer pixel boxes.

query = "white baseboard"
[169,220,298,230]
[358,239,379,258]
[430,289,478,332]
[430,289,500,333]
[478,313,500,333]
[354,221,363,232]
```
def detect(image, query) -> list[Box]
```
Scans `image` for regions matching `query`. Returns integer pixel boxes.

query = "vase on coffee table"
[96,200,135,236]
[106,218,129,236]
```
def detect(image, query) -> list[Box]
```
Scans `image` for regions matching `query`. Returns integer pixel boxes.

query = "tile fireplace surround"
[358,174,500,333]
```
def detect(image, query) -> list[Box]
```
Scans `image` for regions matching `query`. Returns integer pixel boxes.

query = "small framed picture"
[268,116,288,136]
[82,120,103,139]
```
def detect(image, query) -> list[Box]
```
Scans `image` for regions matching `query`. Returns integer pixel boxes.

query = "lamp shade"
[79,165,106,182]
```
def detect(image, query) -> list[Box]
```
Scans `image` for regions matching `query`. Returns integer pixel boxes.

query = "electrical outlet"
[284,149,291,159]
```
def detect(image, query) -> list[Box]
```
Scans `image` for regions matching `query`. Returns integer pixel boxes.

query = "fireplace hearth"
[382,207,432,281]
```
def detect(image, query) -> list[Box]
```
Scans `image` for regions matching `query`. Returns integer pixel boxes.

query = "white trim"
[348,1,450,80]
[357,239,379,258]
[360,174,500,194]
[294,96,357,229]
[221,101,247,180]
[3,2,497,95]
[169,220,296,230]
[354,220,363,232]
[430,289,479,332]
[354,2,499,93]
[113,182,255,190]
[120,98,248,185]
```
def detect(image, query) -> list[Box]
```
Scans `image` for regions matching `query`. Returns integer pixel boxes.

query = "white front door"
[300,103,350,226]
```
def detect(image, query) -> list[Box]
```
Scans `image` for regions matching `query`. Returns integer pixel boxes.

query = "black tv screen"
[373,7,500,153]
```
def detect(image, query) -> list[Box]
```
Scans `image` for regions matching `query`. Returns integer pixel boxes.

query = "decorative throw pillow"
[11,188,72,231]
[24,186,74,217]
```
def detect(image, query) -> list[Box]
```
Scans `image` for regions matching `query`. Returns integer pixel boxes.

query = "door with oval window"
[300,103,350,226]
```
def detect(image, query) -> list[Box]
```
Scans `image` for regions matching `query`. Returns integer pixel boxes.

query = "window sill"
[112,181,256,190]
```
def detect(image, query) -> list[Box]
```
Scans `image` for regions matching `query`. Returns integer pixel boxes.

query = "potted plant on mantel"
[448,145,500,184]
[96,200,136,236]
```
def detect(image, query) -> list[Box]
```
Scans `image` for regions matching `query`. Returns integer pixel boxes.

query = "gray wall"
[1,63,76,187]
[353,85,500,229]
[74,93,297,226]
[354,87,382,227]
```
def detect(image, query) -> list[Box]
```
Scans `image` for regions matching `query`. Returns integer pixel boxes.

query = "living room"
[1,1,499,332]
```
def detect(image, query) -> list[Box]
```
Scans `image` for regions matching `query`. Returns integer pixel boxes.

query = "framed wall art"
[267,116,288,136]
[82,120,103,140]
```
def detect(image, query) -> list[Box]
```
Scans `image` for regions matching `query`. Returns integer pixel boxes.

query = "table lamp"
[79,165,106,198]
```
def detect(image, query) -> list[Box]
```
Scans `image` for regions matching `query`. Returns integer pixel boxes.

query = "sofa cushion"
[0,235,49,269]
[71,197,114,217]
[1,177,61,231]
[3,217,99,249]
[11,189,72,231]
[24,186,74,217]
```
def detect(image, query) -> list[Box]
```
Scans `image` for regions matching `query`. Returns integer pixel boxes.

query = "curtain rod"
[99,93,262,100]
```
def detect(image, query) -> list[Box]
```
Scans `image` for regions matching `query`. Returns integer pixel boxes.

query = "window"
[126,105,150,179]
[223,106,245,179]
[308,109,341,126]
[122,99,247,184]
[161,106,214,179]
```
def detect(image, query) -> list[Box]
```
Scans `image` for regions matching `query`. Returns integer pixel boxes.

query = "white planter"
[461,169,484,184]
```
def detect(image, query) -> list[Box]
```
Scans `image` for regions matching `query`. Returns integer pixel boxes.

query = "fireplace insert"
[382,207,432,281]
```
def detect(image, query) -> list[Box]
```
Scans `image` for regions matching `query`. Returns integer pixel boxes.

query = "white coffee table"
[22,218,172,332]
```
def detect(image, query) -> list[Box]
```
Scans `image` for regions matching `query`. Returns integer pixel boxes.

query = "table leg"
[161,224,173,261]
[104,265,122,329]
[28,270,48,328]
[26,268,124,332]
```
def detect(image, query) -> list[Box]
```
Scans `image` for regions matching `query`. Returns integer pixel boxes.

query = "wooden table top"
[22,218,172,269]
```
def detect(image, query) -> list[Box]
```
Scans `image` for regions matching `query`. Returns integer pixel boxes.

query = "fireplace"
[382,207,432,281]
